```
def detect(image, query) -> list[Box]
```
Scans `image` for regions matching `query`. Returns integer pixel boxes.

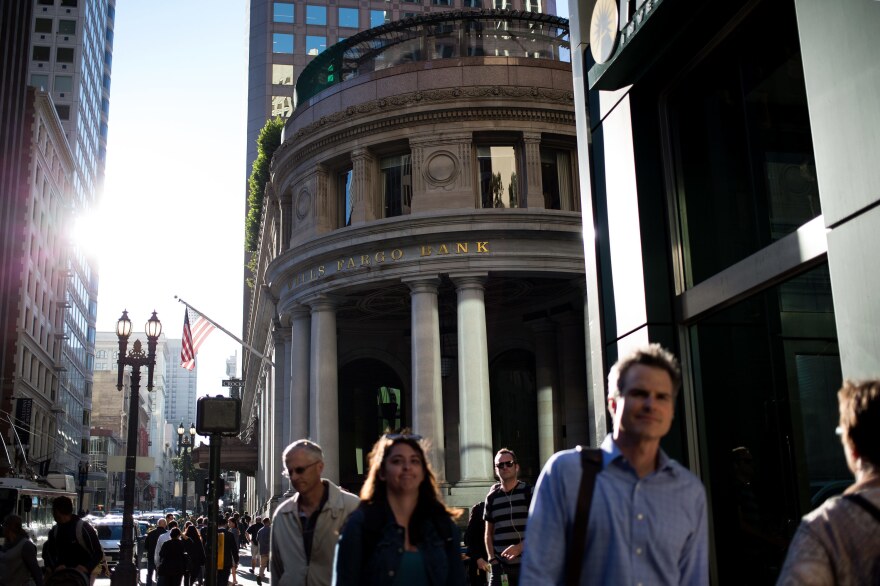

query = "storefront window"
[478,146,518,209]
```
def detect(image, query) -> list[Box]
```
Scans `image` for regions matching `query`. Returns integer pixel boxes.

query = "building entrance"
[338,358,406,491]
[489,349,539,481]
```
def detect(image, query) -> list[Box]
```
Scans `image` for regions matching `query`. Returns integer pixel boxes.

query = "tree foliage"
[245,117,285,253]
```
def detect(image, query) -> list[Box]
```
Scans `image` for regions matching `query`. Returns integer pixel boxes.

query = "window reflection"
[380,155,412,218]
[478,146,518,209]
[339,169,353,227]
[339,7,359,28]
[306,5,327,25]
[540,148,574,211]
[274,2,294,24]
[306,36,327,56]
[273,33,294,53]
[273,64,294,85]
[271,95,294,117]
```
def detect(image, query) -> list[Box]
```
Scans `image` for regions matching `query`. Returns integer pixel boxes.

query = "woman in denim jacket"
[334,433,465,586]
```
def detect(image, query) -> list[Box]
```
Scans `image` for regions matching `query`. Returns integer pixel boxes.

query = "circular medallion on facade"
[590,0,619,65]
[424,151,459,186]
[295,188,311,220]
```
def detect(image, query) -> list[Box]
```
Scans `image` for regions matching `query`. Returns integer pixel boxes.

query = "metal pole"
[182,442,188,519]
[110,364,140,585]
[205,434,221,586]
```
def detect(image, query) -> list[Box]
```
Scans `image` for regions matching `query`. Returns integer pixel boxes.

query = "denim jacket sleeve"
[444,521,466,586]
[333,507,365,586]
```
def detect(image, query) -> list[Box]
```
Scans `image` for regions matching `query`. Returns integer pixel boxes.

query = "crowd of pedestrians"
[0,344,875,585]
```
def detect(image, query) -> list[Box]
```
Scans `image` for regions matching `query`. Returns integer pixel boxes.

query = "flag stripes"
[180,308,215,370]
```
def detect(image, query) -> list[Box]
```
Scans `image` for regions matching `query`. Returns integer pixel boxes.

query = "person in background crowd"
[246,516,263,573]
[157,528,187,586]
[227,518,241,585]
[145,519,168,586]
[42,496,103,584]
[463,501,488,586]
[183,524,207,586]
[521,344,708,585]
[256,517,271,584]
[484,449,530,586]
[270,440,359,586]
[333,432,465,586]
[777,379,880,584]
[0,513,43,585]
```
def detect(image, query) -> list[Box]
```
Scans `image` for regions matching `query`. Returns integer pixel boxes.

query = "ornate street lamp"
[111,310,161,586]
[177,421,195,519]
[77,460,89,516]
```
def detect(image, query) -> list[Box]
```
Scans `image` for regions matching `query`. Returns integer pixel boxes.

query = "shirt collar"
[601,434,678,477]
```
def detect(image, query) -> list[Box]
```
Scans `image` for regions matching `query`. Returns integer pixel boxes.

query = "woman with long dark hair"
[334,433,465,586]
[158,527,188,586]
[183,524,206,586]
[0,514,43,585]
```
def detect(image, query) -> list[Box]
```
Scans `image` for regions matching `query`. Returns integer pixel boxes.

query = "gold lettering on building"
[438,244,449,255]
[477,241,489,253]
[318,265,325,276]
[457,242,468,253]
[420,246,432,257]
[347,257,356,269]
[375,251,386,263]
[391,249,404,261]
[361,255,371,266]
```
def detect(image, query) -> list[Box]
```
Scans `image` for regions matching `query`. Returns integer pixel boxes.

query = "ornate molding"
[272,85,575,179]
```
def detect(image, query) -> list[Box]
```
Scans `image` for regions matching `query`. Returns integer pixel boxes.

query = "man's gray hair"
[607,343,682,399]
[281,439,324,464]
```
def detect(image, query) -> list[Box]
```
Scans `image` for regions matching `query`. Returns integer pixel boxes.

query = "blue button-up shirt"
[520,435,709,586]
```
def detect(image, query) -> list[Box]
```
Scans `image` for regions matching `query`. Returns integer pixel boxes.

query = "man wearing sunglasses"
[520,344,708,585]
[484,448,531,586]
[270,440,359,586]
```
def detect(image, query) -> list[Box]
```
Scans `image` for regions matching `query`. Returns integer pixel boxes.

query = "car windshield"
[96,525,123,541]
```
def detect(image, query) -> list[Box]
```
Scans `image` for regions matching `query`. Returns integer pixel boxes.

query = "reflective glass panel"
[690,264,841,584]
[274,2,294,23]
[666,0,819,288]
[35,18,52,33]
[271,95,294,117]
[339,170,353,227]
[306,35,327,56]
[380,155,412,218]
[338,7,359,28]
[54,75,73,92]
[31,74,49,89]
[478,146,518,208]
[370,10,389,28]
[272,64,294,85]
[58,19,76,34]
[273,33,294,53]
[306,5,327,25]
[32,46,51,61]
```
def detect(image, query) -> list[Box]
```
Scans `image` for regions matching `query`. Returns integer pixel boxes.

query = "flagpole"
[174,296,275,368]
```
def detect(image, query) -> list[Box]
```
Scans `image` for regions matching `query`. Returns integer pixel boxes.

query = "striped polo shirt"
[483,480,531,565]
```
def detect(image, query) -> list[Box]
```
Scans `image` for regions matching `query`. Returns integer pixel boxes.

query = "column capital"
[303,294,341,312]
[402,275,442,295]
[450,272,488,290]
[522,131,542,144]
[289,302,312,320]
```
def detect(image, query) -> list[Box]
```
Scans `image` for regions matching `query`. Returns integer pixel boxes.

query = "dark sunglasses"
[288,460,320,476]
[495,461,516,469]
[385,433,423,441]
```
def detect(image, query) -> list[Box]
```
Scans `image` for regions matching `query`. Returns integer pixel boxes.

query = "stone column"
[289,304,311,444]
[350,148,377,224]
[314,165,333,233]
[559,313,589,447]
[272,321,291,497]
[308,296,340,482]
[451,273,494,483]
[529,318,558,465]
[403,276,446,483]
[523,132,545,209]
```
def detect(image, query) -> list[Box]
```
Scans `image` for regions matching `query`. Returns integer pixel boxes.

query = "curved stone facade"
[245,12,588,511]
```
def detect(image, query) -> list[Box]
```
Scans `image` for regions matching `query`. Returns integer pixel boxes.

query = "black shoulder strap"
[844,493,880,523]
[565,446,602,586]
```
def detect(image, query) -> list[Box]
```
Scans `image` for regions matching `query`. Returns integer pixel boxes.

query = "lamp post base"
[110,559,137,585]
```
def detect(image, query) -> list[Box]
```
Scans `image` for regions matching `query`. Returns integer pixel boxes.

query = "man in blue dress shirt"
[521,344,709,586]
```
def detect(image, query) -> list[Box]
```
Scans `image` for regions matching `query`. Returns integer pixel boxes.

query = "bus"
[0,476,79,553]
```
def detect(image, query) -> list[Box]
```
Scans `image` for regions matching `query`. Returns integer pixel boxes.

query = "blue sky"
[84,1,249,397]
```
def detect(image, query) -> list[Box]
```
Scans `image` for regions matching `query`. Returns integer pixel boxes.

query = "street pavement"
[95,552,271,586]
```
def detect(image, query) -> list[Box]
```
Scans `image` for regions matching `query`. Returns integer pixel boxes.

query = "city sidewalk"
[95,553,271,586]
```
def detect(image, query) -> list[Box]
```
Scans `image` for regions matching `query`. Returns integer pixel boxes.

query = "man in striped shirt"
[484,448,531,586]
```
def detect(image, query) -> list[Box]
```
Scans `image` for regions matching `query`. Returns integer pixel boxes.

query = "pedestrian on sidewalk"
[270,440,359,586]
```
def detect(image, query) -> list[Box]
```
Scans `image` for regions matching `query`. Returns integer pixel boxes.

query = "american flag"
[180,308,216,370]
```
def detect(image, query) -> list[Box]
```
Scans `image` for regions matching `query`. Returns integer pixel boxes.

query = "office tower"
[165,339,197,427]
[25,0,116,474]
